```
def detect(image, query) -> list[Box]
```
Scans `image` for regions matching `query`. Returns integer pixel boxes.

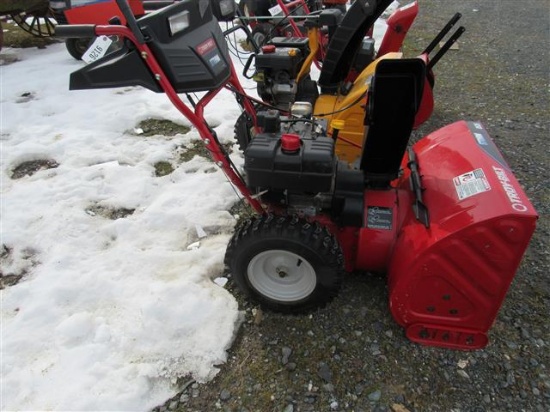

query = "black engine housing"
[245,134,335,194]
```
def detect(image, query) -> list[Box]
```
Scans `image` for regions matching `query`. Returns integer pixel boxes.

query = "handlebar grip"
[55,25,96,38]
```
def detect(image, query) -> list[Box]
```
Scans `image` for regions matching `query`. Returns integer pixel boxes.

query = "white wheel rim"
[253,32,265,46]
[247,250,316,302]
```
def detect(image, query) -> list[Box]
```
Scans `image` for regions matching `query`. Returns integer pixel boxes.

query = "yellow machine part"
[314,52,403,164]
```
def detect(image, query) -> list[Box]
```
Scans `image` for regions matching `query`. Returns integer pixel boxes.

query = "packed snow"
[1,4,395,411]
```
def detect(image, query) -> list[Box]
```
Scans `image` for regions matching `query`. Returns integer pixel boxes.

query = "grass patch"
[178,142,212,162]
[177,141,233,163]
[154,161,174,177]
[1,20,58,49]
[0,245,38,289]
[229,200,256,221]
[11,159,59,179]
[135,119,191,137]
[239,38,254,52]
[85,205,135,220]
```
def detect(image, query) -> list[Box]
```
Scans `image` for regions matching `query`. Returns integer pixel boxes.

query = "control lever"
[115,0,145,44]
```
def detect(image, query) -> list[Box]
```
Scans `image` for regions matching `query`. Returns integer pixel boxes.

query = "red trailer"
[50,0,145,58]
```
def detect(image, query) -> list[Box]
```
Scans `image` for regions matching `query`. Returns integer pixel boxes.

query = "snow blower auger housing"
[55,0,538,350]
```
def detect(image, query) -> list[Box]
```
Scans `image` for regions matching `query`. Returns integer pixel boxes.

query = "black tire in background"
[65,37,93,60]
[250,23,274,48]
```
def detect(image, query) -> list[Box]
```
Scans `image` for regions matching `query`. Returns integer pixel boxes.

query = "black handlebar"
[55,24,96,38]
[115,0,145,44]
[423,12,462,56]
[427,26,466,71]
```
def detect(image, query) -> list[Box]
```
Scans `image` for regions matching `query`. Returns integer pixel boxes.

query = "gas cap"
[261,45,276,54]
[281,134,301,153]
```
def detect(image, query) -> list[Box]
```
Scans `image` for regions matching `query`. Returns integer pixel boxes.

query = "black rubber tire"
[65,37,93,60]
[234,103,263,151]
[234,110,254,152]
[225,214,344,313]
[250,23,274,48]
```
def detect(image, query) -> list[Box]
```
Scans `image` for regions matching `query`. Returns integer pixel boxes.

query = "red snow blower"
[55,0,537,349]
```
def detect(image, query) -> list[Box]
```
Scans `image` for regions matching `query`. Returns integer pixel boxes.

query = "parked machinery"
[55,0,538,349]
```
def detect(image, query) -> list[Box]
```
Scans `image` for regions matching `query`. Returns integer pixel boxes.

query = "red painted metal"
[277,0,310,38]
[281,133,301,152]
[413,53,434,128]
[387,121,537,349]
[262,44,276,54]
[355,190,399,272]
[92,25,264,213]
[65,0,145,25]
[377,1,419,56]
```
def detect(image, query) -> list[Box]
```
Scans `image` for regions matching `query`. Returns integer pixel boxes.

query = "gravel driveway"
[155,1,550,411]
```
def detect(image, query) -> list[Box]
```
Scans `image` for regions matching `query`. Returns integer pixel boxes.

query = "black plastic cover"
[269,36,309,50]
[138,0,232,92]
[332,163,364,227]
[69,46,162,93]
[246,0,275,16]
[245,135,336,193]
[360,58,426,186]
[256,110,281,133]
[255,47,304,77]
[352,38,375,73]
[210,0,236,21]
[318,9,344,28]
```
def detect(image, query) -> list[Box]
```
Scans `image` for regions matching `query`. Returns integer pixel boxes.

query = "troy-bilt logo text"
[197,38,215,55]
[492,166,528,212]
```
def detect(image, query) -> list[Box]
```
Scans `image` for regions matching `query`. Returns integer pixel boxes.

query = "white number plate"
[82,36,113,64]
[269,4,283,16]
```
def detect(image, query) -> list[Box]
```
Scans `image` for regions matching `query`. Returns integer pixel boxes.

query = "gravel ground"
[154,1,550,411]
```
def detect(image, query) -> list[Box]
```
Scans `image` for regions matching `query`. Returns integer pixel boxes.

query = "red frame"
[64,0,145,25]
[91,24,264,213]
[377,1,419,56]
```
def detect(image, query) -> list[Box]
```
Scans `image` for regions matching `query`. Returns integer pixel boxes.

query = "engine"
[244,110,335,214]
[253,34,376,110]
[243,109,364,225]
[253,37,318,110]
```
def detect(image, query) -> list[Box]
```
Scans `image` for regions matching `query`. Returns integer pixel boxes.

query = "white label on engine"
[453,168,491,200]
[269,4,283,16]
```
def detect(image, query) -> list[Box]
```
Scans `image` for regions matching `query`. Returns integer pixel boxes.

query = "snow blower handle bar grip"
[422,12,462,56]
[55,25,96,38]
[427,26,466,71]
[115,0,145,44]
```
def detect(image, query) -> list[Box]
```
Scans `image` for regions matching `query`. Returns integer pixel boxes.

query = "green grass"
[1,19,58,49]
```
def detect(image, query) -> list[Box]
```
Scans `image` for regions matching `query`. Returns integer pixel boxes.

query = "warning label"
[453,168,491,200]
[367,207,393,230]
